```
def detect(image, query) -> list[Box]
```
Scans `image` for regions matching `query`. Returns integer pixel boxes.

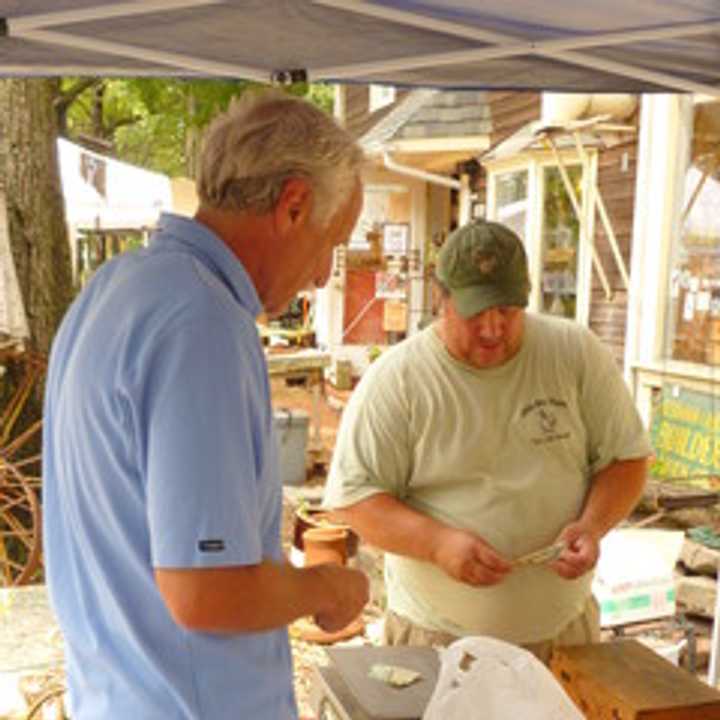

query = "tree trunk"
[0,78,74,356]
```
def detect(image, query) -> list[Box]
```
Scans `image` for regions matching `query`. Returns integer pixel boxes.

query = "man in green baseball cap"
[435,218,531,317]
[324,217,650,663]
[433,219,531,369]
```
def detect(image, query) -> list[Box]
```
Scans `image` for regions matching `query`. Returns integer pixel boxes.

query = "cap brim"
[450,286,529,318]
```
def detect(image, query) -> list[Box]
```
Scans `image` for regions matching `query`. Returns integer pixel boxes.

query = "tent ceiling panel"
[0,36,179,75]
[351,57,671,93]
[0,1,718,95]
[47,2,478,75]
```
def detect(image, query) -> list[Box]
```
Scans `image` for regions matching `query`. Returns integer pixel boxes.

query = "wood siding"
[487,91,541,147]
[344,86,410,140]
[588,138,638,365]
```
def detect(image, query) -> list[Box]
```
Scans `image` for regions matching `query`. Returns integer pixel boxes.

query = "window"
[487,155,593,323]
[664,101,720,367]
[540,166,581,319]
[495,169,528,242]
[369,84,396,113]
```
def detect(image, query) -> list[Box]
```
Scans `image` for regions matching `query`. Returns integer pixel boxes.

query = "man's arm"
[550,456,648,579]
[332,493,511,587]
[155,561,368,633]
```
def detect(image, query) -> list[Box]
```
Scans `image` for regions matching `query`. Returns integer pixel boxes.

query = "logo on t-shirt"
[521,397,571,445]
[198,539,225,553]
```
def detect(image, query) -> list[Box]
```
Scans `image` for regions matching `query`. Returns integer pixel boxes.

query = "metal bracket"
[271,68,308,85]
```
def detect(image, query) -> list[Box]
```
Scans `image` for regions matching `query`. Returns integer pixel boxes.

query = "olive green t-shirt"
[323,314,651,643]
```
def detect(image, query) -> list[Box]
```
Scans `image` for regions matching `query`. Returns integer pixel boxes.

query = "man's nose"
[475,307,505,336]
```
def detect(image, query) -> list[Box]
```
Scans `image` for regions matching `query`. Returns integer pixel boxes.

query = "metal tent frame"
[0,1,718,96]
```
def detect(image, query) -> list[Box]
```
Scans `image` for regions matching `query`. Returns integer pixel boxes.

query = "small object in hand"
[368,664,422,688]
[513,541,565,567]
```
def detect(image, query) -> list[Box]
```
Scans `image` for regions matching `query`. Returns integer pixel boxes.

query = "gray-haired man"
[44,90,369,720]
[324,219,650,663]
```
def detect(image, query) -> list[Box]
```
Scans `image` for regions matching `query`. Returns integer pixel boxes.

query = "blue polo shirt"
[43,213,297,719]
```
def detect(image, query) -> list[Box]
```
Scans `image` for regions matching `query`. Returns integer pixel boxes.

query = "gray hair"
[197,89,364,225]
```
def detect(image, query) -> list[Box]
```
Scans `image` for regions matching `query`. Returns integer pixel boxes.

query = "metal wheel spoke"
[0,350,46,586]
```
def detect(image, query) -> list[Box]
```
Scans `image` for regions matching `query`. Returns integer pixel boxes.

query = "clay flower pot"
[302,526,349,566]
[293,507,359,558]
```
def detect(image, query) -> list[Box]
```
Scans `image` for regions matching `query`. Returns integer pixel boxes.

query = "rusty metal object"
[0,347,45,586]
[0,461,42,585]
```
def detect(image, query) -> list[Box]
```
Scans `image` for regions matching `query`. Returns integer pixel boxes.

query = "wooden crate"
[550,640,720,719]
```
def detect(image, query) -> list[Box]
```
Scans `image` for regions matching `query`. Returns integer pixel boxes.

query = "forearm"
[330,493,451,563]
[155,560,339,633]
[578,457,649,538]
[332,492,511,586]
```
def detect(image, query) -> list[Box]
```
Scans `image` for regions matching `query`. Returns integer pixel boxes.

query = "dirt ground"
[270,375,382,719]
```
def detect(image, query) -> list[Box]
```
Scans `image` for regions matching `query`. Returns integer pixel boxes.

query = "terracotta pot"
[303,526,349,566]
[292,509,359,558]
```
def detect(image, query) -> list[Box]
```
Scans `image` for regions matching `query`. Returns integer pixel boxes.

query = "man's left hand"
[548,522,600,580]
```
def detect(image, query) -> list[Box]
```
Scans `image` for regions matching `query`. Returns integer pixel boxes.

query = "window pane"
[540,166,581,319]
[665,149,720,365]
[369,85,396,113]
[495,170,528,243]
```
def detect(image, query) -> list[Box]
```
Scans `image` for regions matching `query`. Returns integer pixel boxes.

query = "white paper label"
[682,292,695,321]
[697,291,711,312]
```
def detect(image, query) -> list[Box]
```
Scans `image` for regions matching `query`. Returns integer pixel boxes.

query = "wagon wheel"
[0,458,42,586]
[0,347,46,586]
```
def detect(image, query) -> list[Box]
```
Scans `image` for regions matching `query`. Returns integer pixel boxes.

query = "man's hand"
[432,527,511,586]
[548,522,600,580]
[312,564,370,632]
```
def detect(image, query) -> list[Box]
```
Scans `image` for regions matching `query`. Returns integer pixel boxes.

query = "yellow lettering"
[689,434,711,466]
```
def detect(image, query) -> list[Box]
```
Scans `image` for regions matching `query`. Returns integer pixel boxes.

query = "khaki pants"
[383,595,601,666]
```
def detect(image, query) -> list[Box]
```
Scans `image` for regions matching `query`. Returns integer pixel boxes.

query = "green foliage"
[61,78,335,178]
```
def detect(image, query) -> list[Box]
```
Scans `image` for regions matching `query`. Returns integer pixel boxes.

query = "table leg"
[309,376,323,454]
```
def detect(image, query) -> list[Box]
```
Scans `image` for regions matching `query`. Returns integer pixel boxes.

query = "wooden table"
[265,350,330,453]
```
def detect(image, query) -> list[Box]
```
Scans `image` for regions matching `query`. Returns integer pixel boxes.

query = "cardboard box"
[592,528,684,628]
[594,578,676,628]
[382,300,408,332]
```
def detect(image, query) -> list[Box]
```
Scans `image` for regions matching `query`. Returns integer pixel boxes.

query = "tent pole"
[572,132,630,290]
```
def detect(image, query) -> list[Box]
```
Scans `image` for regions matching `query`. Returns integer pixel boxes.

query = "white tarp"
[0,189,30,340]
[57,138,172,230]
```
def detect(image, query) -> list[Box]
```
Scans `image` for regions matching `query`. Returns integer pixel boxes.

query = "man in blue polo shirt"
[43,90,368,720]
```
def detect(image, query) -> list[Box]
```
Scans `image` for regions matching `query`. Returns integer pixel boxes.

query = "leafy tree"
[0,79,74,356]
[60,78,334,178]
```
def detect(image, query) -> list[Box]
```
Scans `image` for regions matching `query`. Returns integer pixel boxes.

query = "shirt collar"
[152,212,262,317]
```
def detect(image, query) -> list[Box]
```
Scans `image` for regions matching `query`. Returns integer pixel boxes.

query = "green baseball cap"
[435,219,530,318]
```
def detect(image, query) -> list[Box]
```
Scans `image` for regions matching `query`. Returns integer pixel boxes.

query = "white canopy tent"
[0,1,718,96]
[2,1,720,674]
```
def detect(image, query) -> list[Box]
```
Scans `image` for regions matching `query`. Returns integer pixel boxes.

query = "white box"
[594,576,676,627]
[592,528,684,628]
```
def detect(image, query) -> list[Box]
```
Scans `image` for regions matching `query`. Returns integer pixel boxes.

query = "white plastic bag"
[422,636,583,720]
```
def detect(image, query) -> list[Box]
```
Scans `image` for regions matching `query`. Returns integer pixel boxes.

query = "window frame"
[485,150,597,325]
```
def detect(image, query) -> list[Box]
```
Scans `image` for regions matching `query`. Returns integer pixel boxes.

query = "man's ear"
[275,178,313,235]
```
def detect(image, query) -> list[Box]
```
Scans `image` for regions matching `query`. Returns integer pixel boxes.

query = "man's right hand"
[432,527,511,586]
[311,564,369,632]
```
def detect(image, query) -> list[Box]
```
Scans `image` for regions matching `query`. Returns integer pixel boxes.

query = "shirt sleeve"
[323,351,412,510]
[577,328,653,475]
[141,311,268,569]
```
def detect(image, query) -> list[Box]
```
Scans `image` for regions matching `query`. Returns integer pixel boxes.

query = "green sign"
[650,385,720,485]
